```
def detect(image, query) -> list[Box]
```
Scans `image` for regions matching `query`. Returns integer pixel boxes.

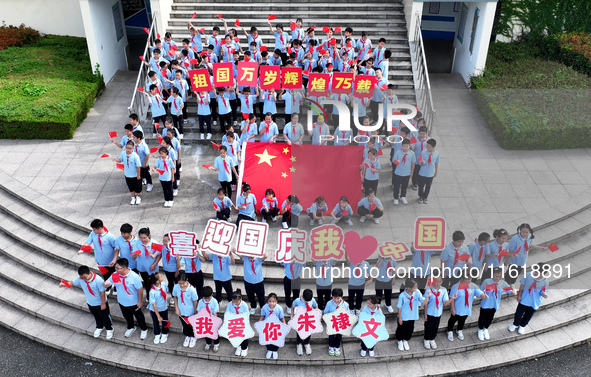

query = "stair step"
[172,2,404,8]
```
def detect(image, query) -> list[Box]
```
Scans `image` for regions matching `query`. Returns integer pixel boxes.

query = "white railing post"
[413,14,436,131]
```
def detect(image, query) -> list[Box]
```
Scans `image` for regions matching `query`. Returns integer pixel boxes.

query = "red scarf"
[203,299,211,314]
[428,153,432,165]
[223,159,230,174]
[421,251,425,266]
[85,272,97,297]
[528,280,537,294]
[406,293,413,312]
[401,153,407,164]
[120,275,131,295]
[152,285,167,301]
[431,288,440,309]
[251,259,257,275]
[453,248,459,267]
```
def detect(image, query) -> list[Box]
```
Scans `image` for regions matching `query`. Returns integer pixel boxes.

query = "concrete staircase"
[161,0,416,142]
[1,168,591,375]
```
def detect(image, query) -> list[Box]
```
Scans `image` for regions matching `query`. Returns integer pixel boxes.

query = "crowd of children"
[67,217,551,358]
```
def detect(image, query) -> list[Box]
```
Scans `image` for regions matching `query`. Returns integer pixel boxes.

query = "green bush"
[0,34,104,139]
[472,42,591,150]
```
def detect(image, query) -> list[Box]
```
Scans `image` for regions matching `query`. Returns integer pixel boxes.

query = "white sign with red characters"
[201,219,236,256]
[169,230,199,258]
[275,229,307,263]
[235,220,268,258]
[219,312,255,347]
[254,314,291,347]
[287,306,324,340]
[323,306,358,336]
[351,311,389,349]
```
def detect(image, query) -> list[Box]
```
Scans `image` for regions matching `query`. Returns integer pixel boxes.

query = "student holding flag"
[478,268,515,340]
[78,219,117,290]
[447,274,489,342]
[509,263,550,335]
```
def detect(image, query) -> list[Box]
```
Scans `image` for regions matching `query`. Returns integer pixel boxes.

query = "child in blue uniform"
[307,196,328,226]
[330,196,354,227]
[417,139,439,204]
[292,289,318,355]
[213,187,234,221]
[478,268,515,340]
[79,219,117,285]
[235,183,257,226]
[447,274,488,341]
[153,147,176,207]
[201,248,235,304]
[324,288,350,356]
[259,293,286,359]
[160,233,178,305]
[375,256,396,312]
[359,296,384,357]
[173,273,199,348]
[239,251,268,314]
[226,289,250,356]
[112,141,142,205]
[280,194,302,229]
[509,263,550,335]
[197,286,221,352]
[392,139,416,205]
[423,272,455,349]
[260,188,280,223]
[131,227,162,295]
[148,272,169,344]
[506,224,548,285]
[396,278,429,351]
[209,146,239,200]
[357,188,384,224]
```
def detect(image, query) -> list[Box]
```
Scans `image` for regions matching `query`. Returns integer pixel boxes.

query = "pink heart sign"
[344,231,378,265]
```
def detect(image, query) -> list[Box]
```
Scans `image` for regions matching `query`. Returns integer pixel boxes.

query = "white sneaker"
[160,334,168,343]
[213,121,217,126]
[200,133,205,140]
[205,344,211,351]
[206,133,212,139]
[334,348,341,356]
[297,344,304,356]
[94,328,103,338]
[227,216,231,222]
[233,121,238,126]
[517,326,525,335]
[318,219,324,225]
[266,350,272,359]
[169,297,175,306]
[424,339,431,349]
[403,340,410,350]
[508,324,517,332]
[368,350,375,357]
[386,305,394,313]
[305,344,312,355]
[400,197,408,205]
[135,197,142,205]
[249,308,256,315]
[173,189,178,196]
[286,307,291,315]
[272,351,278,359]
[189,337,197,348]
[483,328,490,340]
[360,349,367,357]
[373,218,380,224]
[346,219,353,226]
[176,180,181,186]
[154,334,161,344]
[213,344,219,352]
[235,346,241,356]
[393,199,399,205]
[282,222,289,229]
[398,341,404,351]
[140,329,148,340]
[183,336,190,347]
[106,330,113,340]
[359,216,366,223]
[179,134,184,139]
[147,184,154,192]
[168,201,174,207]
[447,331,454,341]
[309,219,314,226]
[456,330,464,340]
[130,197,136,205]
[272,216,277,222]
[125,327,136,338]
[430,340,437,349]
[478,329,484,341]
[142,178,147,185]
[329,347,335,356]
[241,348,248,357]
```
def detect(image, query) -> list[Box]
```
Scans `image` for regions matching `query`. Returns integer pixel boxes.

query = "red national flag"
[409,136,418,144]
[307,73,330,96]
[260,65,281,90]
[213,62,234,87]
[116,163,124,171]
[281,67,302,89]
[61,279,72,288]
[334,27,342,33]
[80,245,92,253]
[427,278,436,286]
[202,164,212,169]
[211,141,221,149]
[150,147,158,153]
[268,15,276,21]
[380,84,388,91]
[100,154,109,158]
[290,22,296,31]
[216,13,223,18]
[240,144,364,216]
[171,45,178,51]
[417,155,423,162]
[503,287,513,292]
[547,243,559,252]
[260,45,268,52]
[234,37,240,43]
[485,284,497,292]
[353,75,377,98]
[458,282,470,290]
[322,26,330,33]
[235,19,240,27]
[242,112,249,119]
[157,33,161,39]
[199,28,205,34]
[192,12,197,19]
[111,272,121,283]
[139,56,144,61]
[498,249,509,262]
[151,243,164,252]
[143,28,150,35]
[393,160,399,166]
[163,320,171,328]
[331,72,354,94]
[98,266,110,276]
[137,87,145,92]
[328,38,336,46]
[458,253,470,262]
[156,168,165,175]
[189,58,199,65]
[237,62,259,87]
[108,131,118,138]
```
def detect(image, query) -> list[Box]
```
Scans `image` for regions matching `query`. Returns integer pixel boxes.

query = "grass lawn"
[471,42,591,150]
[0,35,104,139]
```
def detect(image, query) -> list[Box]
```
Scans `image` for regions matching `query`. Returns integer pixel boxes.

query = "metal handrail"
[128,11,159,120]
[413,14,436,131]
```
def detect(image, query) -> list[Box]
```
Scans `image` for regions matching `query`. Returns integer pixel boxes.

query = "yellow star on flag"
[254,149,277,167]
[290,156,296,162]
[290,167,296,172]
[282,148,289,154]
[281,172,288,178]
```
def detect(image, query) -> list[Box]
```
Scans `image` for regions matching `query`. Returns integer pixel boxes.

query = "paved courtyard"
[1,72,591,247]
